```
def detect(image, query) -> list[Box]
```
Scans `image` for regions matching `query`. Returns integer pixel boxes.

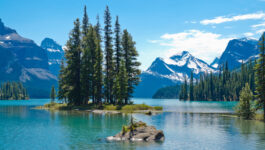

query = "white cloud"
[256,29,265,34]
[158,30,233,63]
[244,32,254,37]
[200,12,265,25]
[252,22,265,28]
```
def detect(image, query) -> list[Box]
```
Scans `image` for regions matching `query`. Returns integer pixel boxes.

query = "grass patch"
[254,113,264,121]
[122,121,147,134]
[36,102,163,112]
[104,104,118,110]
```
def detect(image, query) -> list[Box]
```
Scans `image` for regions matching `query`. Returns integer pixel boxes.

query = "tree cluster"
[57,6,141,106]
[179,32,265,120]
[0,82,29,100]
[179,60,256,101]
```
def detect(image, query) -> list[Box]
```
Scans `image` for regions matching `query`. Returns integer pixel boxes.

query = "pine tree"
[50,85,56,103]
[80,6,92,105]
[58,59,67,103]
[118,60,128,104]
[82,6,89,36]
[89,26,98,103]
[64,18,82,105]
[189,71,194,101]
[114,16,122,72]
[94,16,103,104]
[235,83,255,119]
[183,76,188,100]
[104,6,115,104]
[255,32,265,120]
[122,29,141,104]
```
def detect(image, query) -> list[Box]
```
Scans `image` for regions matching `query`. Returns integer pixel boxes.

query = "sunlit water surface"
[0,98,265,150]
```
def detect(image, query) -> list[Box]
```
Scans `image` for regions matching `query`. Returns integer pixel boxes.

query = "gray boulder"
[107,121,164,142]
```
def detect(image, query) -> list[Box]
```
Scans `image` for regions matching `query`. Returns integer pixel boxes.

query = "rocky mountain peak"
[0,18,17,35]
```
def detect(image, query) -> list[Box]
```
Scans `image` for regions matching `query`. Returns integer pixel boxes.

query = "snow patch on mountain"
[146,51,216,82]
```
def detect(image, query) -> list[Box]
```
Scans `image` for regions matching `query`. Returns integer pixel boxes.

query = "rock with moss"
[107,121,164,142]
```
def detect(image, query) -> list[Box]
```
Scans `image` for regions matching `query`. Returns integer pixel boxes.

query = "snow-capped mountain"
[218,38,259,69]
[210,57,220,69]
[133,51,216,98]
[41,38,64,76]
[0,19,57,98]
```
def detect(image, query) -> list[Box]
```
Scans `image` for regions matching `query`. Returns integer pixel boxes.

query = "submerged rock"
[107,121,164,142]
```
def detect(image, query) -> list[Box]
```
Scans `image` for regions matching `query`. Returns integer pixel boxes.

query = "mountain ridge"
[0,19,57,98]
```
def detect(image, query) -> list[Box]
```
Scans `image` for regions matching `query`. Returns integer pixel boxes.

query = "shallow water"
[0,99,265,150]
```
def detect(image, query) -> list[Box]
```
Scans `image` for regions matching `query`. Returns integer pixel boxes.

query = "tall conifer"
[104,6,115,103]
[65,18,82,105]
[122,29,141,104]
[255,32,265,120]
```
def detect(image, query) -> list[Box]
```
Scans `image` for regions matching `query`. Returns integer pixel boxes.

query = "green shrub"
[154,106,163,110]
[104,104,117,110]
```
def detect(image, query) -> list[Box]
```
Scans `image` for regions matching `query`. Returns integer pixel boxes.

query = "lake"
[0,99,265,150]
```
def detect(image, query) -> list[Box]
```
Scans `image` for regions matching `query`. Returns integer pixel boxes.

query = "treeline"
[179,61,255,101]
[152,85,181,99]
[0,82,29,100]
[58,6,141,106]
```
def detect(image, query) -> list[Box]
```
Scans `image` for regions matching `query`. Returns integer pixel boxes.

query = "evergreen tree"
[122,29,141,104]
[183,76,188,100]
[82,6,89,36]
[89,26,98,103]
[254,32,265,120]
[50,85,56,103]
[58,60,67,103]
[114,16,122,72]
[80,6,92,105]
[114,60,128,104]
[94,16,103,104]
[104,6,115,104]
[64,18,82,105]
[235,83,255,119]
[189,71,194,101]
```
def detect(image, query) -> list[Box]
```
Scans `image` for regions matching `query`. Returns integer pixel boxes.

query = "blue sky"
[0,0,265,70]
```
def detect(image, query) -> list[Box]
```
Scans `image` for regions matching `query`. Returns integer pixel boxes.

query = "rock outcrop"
[107,121,164,142]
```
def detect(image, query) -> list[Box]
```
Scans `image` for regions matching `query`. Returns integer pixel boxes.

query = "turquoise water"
[0,99,265,150]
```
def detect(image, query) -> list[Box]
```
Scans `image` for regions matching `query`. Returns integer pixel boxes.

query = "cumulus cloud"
[158,30,233,63]
[200,12,265,25]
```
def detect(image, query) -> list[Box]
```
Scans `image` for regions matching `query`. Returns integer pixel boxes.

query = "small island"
[36,7,163,115]
[107,120,164,142]
[0,82,29,100]
[36,102,162,114]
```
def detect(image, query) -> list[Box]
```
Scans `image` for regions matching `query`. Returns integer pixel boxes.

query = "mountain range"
[133,37,260,98]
